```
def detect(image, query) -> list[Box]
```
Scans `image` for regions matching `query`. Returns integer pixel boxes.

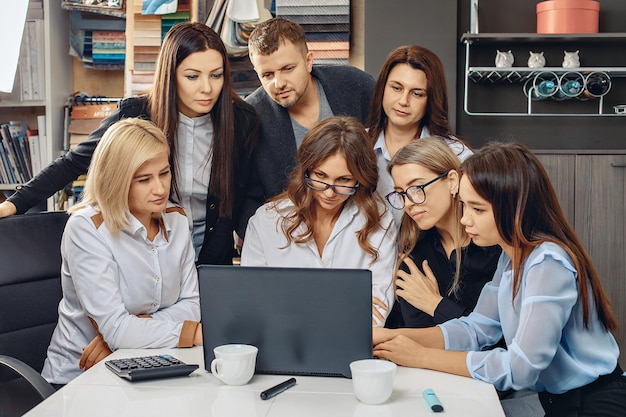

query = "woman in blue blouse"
[373,142,626,416]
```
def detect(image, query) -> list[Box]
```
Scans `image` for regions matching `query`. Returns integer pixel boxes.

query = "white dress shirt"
[241,198,398,325]
[42,204,200,384]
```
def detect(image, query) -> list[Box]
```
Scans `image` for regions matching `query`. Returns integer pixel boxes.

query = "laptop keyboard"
[105,354,199,381]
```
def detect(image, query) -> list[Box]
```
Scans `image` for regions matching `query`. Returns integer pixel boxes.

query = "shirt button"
[209,204,216,210]
[156,276,160,282]
[208,227,214,232]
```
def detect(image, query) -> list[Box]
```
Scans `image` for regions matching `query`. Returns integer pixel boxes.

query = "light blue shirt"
[42,204,200,384]
[241,198,398,326]
[373,128,473,227]
[439,242,619,394]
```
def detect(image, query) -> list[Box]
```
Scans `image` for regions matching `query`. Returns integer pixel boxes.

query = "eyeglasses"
[385,172,448,210]
[304,174,360,196]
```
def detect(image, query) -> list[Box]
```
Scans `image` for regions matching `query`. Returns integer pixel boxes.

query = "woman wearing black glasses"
[240,116,397,326]
[381,138,500,329]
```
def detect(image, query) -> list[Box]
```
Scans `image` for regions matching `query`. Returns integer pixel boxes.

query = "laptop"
[197,265,373,378]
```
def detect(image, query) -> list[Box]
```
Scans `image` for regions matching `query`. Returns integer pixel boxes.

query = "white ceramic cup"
[210,344,258,386]
[349,359,397,405]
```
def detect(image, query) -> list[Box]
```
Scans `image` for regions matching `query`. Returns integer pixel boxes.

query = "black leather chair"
[0,355,55,417]
[0,212,68,416]
[0,211,68,372]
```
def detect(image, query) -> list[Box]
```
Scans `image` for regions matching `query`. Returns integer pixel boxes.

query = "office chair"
[0,212,68,372]
[0,212,68,416]
[0,355,55,417]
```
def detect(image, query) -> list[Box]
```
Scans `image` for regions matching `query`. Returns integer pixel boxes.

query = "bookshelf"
[0,1,73,208]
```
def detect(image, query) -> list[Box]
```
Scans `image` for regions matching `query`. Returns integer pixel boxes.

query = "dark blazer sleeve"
[8,98,147,214]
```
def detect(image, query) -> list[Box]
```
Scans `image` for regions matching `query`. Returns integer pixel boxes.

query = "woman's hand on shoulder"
[0,201,17,218]
[396,258,443,316]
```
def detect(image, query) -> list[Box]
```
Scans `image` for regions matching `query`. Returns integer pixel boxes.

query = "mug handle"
[210,358,223,381]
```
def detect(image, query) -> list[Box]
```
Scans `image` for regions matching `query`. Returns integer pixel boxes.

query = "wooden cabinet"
[535,150,626,365]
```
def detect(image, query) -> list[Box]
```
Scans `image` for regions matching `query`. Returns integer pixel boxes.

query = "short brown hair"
[248,17,308,57]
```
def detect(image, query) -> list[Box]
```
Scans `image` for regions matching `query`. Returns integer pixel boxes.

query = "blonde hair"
[69,118,170,236]
[389,137,465,295]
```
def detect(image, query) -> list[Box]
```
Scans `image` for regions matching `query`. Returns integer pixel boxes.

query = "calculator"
[105,354,199,381]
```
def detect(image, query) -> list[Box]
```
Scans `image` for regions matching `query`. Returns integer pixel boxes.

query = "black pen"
[260,377,297,400]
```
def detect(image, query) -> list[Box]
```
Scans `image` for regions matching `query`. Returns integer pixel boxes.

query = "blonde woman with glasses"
[241,116,397,326]
[380,138,500,329]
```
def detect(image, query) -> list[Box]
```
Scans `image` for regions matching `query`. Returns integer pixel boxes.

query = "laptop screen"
[198,265,373,378]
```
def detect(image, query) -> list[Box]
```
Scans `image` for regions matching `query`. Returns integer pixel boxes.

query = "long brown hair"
[462,142,617,330]
[148,21,243,217]
[389,138,465,294]
[273,116,385,260]
[365,45,452,143]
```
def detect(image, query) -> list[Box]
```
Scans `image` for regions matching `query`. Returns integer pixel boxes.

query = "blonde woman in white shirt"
[241,116,397,326]
[42,118,201,386]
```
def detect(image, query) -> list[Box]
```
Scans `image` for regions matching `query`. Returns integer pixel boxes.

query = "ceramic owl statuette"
[527,51,546,68]
[562,50,580,68]
[495,50,514,68]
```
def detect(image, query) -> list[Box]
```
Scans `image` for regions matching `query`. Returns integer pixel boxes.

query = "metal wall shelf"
[462,33,626,117]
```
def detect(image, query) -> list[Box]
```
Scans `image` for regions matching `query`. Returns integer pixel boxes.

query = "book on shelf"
[7,120,33,181]
[0,134,13,184]
[18,22,33,101]
[27,19,45,101]
[27,131,42,177]
[0,124,25,184]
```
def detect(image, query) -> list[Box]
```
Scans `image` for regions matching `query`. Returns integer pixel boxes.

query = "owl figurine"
[562,50,580,68]
[495,50,514,68]
[527,51,546,68]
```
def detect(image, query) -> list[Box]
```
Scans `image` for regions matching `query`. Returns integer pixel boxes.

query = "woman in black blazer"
[0,22,259,265]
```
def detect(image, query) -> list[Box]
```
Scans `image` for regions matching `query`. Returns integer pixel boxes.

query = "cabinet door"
[534,153,576,226]
[576,154,626,366]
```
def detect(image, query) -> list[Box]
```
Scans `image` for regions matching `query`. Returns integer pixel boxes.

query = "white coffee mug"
[349,359,396,405]
[210,344,258,386]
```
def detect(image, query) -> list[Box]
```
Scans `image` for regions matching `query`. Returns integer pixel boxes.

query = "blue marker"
[422,388,444,412]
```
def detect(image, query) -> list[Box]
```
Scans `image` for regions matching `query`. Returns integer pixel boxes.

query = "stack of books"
[276,0,350,66]
[69,10,126,70]
[129,0,190,96]
[0,120,43,185]
[92,31,126,69]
